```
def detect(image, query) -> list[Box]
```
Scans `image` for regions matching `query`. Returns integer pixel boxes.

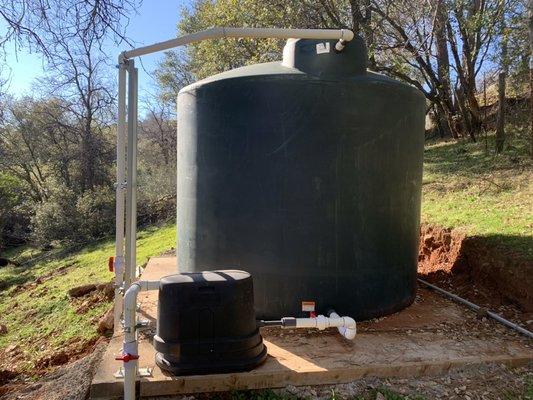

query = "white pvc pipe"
[122,27,354,59]
[283,314,357,340]
[114,62,127,332]
[130,67,138,282]
[123,282,140,400]
[124,62,138,290]
[118,26,355,293]
[121,280,160,400]
[328,311,357,340]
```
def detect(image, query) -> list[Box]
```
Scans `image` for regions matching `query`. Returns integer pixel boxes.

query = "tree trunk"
[496,72,506,153]
[454,85,473,139]
[496,0,508,154]
[434,0,456,138]
[529,0,533,158]
[350,0,375,69]
[463,67,482,142]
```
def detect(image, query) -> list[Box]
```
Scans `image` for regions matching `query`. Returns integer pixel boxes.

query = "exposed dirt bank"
[418,224,533,329]
[0,342,106,400]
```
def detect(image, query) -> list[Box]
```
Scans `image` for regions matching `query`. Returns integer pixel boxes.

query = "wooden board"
[90,257,533,399]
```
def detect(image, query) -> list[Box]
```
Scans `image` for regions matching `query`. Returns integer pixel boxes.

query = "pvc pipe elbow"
[339,317,356,340]
[124,283,141,308]
[123,280,160,340]
[340,29,354,41]
[328,311,357,340]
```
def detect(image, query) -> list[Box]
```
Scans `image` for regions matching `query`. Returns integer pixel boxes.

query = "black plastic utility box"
[154,270,267,375]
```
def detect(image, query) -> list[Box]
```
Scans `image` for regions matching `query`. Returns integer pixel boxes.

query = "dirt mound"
[418,224,467,275]
[68,282,113,315]
[418,224,533,326]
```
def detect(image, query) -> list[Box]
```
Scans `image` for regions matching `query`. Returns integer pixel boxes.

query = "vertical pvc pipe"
[123,340,138,400]
[124,60,137,291]
[114,61,127,331]
[123,283,141,400]
[121,281,160,400]
[131,67,138,283]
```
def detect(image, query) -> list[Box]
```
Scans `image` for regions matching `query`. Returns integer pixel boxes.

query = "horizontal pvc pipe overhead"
[122,27,354,59]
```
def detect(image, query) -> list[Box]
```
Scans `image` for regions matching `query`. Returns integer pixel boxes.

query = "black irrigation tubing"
[418,278,533,339]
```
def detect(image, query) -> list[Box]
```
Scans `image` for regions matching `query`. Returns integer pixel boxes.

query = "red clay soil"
[418,224,533,329]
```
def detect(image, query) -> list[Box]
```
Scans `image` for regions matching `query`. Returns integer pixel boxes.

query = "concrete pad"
[91,257,533,399]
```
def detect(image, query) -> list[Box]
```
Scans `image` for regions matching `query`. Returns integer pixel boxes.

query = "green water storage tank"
[177,37,425,320]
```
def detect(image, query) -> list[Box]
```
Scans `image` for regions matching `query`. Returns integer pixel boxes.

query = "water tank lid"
[160,270,250,285]
[282,37,367,78]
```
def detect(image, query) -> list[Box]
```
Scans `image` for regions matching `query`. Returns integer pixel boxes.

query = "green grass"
[503,376,533,400]
[0,223,176,372]
[421,133,532,259]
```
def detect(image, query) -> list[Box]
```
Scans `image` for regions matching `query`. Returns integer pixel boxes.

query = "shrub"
[32,184,115,247]
[0,173,33,249]
[76,185,115,240]
[32,185,81,246]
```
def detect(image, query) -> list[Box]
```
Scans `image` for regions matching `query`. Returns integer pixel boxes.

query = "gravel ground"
[147,362,532,400]
[282,362,533,399]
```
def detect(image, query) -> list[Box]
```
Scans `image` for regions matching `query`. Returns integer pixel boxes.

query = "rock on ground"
[97,308,114,334]
[68,284,97,298]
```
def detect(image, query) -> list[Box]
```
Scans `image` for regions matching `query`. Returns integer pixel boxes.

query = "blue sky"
[1,0,188,97]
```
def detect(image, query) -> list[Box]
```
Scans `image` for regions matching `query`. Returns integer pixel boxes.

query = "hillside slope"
[0,224,176,375]
[422,136,532,259]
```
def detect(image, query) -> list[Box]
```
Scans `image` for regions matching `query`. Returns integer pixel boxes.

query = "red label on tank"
[301,301,315,312]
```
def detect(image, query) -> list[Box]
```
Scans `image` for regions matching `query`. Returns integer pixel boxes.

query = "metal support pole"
[124,61,138,291]
[114,59,128,331]
[131,67,138,283]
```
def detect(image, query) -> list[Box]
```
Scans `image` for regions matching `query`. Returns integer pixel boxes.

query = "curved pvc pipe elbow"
[328,311,357,340]
[340,29,354,41]
[123,280,160,341]
[339,316,356,339]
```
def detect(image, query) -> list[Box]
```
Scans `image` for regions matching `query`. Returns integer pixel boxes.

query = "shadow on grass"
[476,234,533,261]
[424,133,531,179]
[0,222,171,294]
[0,241,94,293]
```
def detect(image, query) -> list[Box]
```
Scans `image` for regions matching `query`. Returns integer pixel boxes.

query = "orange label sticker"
[301,301,315,312]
